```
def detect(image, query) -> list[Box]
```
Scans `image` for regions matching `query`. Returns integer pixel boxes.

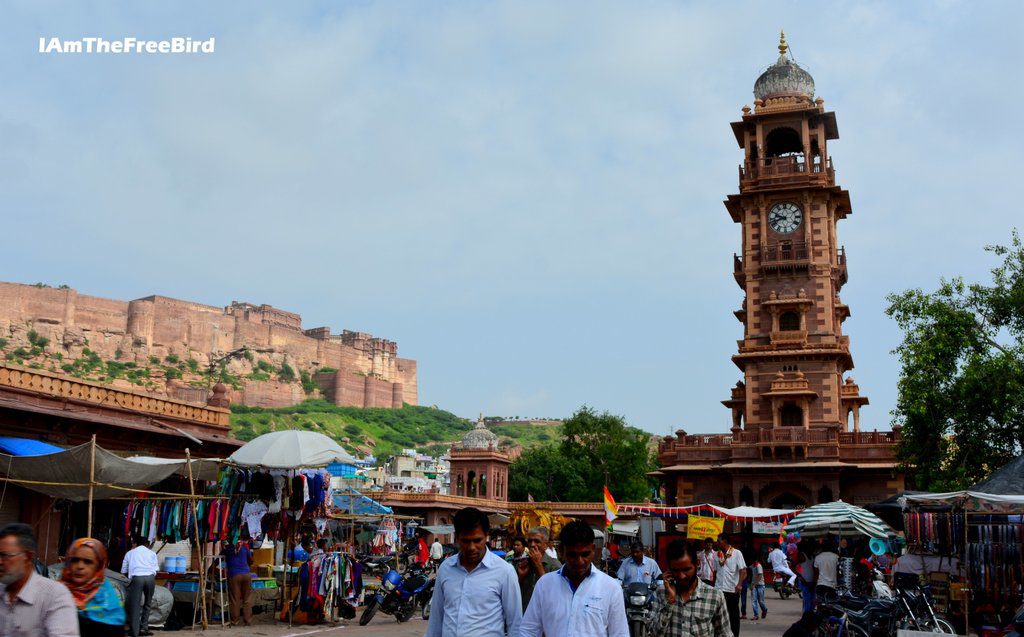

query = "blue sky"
[3,1,1022,435]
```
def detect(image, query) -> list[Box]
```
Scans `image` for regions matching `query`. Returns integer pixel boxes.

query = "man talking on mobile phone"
[656,539,730,637]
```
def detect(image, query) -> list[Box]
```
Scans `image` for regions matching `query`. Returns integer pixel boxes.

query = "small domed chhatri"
[753,30,815,102]
[460,413,498,449]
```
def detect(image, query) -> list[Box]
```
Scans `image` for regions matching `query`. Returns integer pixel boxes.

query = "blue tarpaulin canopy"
[332,487,392,516]
[0,437,64,456]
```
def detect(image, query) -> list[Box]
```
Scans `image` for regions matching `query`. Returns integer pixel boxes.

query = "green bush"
[114,349,123,360]
[344,424,361,436]
[278,363,297,383]
[187,358,199,372]
[256,360,274,373]
[12,347,29,359]
[248,372,270,381]
[106,361,126,378]
[148,356,160,365]
[61,363,74,373]
[164,354,179,364]
[317,367,338,374]
[0,338,6,349]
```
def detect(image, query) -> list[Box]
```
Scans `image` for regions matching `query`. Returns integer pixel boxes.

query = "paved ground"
[183,592,806,635]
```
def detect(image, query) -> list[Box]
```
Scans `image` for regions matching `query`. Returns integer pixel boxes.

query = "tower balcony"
[733,253,745,287]
[657,426,899,467]
[739,156,835,190]
[835,247,848,286]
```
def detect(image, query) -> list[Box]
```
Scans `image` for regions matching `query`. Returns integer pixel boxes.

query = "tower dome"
[460,414,498,449]
[753,31,815,101]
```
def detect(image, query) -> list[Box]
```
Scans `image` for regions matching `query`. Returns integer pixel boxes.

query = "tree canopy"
[508,406,655,502]
[886,230,1024,491]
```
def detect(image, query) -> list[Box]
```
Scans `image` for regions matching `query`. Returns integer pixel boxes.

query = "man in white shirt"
[813,540,840,599]
[698,538,717,584]
[714,534,746,637]
[519,520,629,637]
[766,544,796,586]
[425,507,522,637]
[430,537,445,572]
[122,535,159,637]
[616,541,662,587]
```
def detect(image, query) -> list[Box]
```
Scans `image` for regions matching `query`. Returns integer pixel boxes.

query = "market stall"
[225,429,360,626]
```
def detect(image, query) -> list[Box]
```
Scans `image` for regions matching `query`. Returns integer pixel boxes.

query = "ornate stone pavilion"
[655,34,904,509]
[449,415,511,502]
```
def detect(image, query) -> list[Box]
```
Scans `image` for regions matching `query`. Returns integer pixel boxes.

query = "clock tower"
[656,34,902,509]
[725,31,861,439]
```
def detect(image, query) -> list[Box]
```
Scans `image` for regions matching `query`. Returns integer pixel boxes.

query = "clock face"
[768,202,803,234]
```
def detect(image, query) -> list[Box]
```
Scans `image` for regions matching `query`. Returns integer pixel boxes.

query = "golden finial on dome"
[778,29,788,57]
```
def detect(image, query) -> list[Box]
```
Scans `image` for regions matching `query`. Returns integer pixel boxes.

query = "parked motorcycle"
[623,577,660,637]
[358,553,394,578]
[419,576,436,620]
[359,564,432,625]
[818,581,954,636]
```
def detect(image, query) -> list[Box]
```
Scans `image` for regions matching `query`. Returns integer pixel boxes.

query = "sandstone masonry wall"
[0,282,417,409]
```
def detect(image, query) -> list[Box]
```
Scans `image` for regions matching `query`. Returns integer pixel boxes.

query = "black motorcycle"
[623,578,660,637]
[358,553,394,578]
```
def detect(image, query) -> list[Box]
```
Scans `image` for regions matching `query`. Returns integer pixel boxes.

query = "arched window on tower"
[780,404,803,427]
[739,485,754,507]
[480,473,487,498]
[765,127,803,159]
[467,471,477,497]
[457,474,464,496]
[779,311,800,331]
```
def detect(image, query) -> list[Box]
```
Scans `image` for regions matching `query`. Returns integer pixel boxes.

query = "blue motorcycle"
[359,564,432,625]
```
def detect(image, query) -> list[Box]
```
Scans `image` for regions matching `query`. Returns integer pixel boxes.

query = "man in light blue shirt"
[616,541,662,587]
[519,520,629,637]
[425,507,522,637]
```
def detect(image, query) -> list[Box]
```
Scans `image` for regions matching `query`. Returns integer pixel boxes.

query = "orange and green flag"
[603,485,618,528]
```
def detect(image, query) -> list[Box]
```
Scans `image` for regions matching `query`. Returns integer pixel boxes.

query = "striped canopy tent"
[784,501,896,538]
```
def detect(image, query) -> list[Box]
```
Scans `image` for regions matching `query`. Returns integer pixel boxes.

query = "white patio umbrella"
[227,430,355,469]
[784,500,895,538]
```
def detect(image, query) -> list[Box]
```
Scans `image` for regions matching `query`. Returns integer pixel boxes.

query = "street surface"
[184,592,805,635]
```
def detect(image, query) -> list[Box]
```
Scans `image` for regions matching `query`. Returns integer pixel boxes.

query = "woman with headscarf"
[60,538,126,637]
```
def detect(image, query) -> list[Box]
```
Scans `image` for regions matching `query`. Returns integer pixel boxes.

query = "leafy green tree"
[886,230,1024,491]
[507,446,590,502]
[508,406,655,502]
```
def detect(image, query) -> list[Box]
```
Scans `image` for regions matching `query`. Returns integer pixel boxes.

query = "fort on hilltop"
[0,281,416,409]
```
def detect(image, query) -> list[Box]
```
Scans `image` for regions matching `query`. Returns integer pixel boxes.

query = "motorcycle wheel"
[926,618,956,634]
[421,597,432,621]
[395,604,415,623]
[359,598,379,626]
[778,586,791,600]
[629,618,648,637]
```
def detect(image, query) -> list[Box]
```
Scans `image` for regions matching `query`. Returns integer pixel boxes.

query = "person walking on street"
[748,559,766,622]
[616,541,662,587]
[0,523,78,637]
[424,507,522,637]
[519,520,628,637]
[515,526,560,612]
[60,537,125,636]
[698,538,717,585]
[797,541,817,614]
[430,537,445,572]
[813,540,839,600]
[121,535,158,637]
[505,537,528,565]
[656,538,731,637]
[223,534,254,626]
[714,534,746,637]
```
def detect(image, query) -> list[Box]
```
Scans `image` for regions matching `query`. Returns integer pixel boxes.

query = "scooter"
[623,576,660,637]
[359,564,432,625]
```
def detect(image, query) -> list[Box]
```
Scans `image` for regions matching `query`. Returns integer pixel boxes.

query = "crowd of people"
[0,509,912,637]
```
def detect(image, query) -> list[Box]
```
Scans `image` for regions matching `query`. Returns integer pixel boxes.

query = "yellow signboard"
[687,515,725,541]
